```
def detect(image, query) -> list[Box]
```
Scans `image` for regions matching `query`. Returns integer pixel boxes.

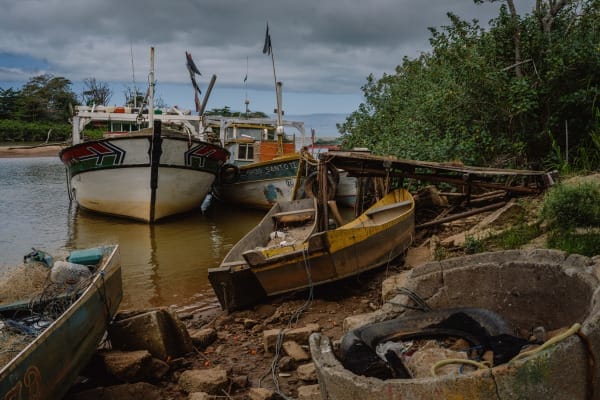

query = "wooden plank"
[271,208,315,218]
[416,202,506,229]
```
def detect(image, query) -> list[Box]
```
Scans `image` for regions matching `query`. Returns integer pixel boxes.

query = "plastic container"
[67,247,104,265]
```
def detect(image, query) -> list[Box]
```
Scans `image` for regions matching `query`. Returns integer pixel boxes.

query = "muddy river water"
[0,156,263,310]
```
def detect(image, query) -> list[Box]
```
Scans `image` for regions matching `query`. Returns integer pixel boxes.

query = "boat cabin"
[208,117,305,166]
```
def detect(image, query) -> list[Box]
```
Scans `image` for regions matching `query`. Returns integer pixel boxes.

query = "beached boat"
[210,116,306,209]
[59,49,229,222]
[0,245,122,400]
[208,187,414,311]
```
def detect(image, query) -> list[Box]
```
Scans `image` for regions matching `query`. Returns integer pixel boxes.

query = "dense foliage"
[540,180,600,256]
[0,74,79,142]
[0,120,70,142]
[339,0,600,172]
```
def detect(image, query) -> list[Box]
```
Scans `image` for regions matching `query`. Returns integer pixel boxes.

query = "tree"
[16,74,78,122]
[82,78,112,106]
[0,87,21,119]
[123,87,146,108]
[340,0,599,170]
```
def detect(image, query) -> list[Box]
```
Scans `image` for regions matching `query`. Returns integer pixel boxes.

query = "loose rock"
[178,367,228,394]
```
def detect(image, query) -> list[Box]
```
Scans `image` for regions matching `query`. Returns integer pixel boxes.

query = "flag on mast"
[185,51,202,112]
[262,23,272,55]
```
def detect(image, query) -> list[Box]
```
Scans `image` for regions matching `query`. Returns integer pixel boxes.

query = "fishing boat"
[210,115,307,209]
[0,245,122,399]
[208,187,414,311]
[59,48,229,222]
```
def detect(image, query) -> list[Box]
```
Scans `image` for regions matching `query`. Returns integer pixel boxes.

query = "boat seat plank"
[365,200,412,217]
[272,208,315,225]
[271,208,315,218]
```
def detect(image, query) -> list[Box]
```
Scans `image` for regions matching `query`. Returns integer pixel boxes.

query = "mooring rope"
[259,247,315,399]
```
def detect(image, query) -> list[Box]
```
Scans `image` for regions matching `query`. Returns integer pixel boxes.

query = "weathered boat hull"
[209,188,414,311]
[214,154,300,210]
[60,134,228,222]
[0,245,122,400]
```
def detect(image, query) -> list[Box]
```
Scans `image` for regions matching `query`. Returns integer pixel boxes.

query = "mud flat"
[0,145,64,158]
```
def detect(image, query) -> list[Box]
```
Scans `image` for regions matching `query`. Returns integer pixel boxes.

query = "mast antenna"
[130,41,137,108]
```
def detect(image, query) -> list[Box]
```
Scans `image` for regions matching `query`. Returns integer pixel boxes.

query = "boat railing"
[365,200,413,218]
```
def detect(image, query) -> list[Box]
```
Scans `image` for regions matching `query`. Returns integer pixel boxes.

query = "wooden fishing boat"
[60,120,228,222]
[210,116,306,209]
[208,188,414,311]
[59,48,229,222]
[0,245,122,400]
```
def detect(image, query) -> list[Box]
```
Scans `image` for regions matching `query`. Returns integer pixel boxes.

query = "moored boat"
[59,48,229,222]
[210,116,307,209]
[60,120,228,222]
[0,245,122,400]
[208,187,414,311]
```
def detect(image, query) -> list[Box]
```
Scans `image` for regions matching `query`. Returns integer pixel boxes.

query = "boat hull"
[209,189,414,311]
[214,155,300,210]
[0,245,122,400]
[60,135,228,222]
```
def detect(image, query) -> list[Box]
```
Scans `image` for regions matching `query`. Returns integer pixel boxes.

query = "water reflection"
[66,200,263,310]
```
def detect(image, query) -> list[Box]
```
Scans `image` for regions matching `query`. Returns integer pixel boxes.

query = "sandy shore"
[0,145,65,158]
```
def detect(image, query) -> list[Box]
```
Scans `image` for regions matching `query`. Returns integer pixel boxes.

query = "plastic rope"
[431,358,491,377]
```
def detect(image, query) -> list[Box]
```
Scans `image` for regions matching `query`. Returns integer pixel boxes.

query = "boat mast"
[148,47,155,128]
[265,23,284,156]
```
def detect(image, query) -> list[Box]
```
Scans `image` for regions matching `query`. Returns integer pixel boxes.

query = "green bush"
[540,180,600,256]
[0,119,70,142]
[540,181,600,232]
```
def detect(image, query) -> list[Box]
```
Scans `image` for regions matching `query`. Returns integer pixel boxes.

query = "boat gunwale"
[0,245,121,377]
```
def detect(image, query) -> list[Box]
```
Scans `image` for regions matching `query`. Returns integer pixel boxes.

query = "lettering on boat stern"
[4,366,41,400]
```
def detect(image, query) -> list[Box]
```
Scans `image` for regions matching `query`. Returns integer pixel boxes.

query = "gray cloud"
[0,0,533,96]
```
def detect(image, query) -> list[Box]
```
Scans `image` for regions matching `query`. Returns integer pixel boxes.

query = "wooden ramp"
[321,151,556,195]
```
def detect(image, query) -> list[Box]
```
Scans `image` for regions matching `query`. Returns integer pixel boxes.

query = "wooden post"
[319,161,329,231]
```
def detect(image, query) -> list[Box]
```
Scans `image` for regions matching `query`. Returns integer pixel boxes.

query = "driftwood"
[416,202,507,230]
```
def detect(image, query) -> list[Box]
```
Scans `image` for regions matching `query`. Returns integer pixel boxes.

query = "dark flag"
[262,23,272,55]
[244,74,248,83]
[185,51,202,112]
[185,51,201,76]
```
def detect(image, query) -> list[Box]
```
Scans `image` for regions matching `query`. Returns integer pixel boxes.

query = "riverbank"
[0,144,64,158]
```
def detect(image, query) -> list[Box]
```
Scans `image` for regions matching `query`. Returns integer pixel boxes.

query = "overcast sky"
[0,0,534,118]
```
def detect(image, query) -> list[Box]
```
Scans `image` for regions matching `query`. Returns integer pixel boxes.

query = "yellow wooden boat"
[208,188,414,311]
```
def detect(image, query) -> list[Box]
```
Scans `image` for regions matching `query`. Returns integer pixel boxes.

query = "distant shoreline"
[0,145,64,158]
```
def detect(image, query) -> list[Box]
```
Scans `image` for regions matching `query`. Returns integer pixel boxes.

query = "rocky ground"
[66,264,402,400]
[64,188,550,400]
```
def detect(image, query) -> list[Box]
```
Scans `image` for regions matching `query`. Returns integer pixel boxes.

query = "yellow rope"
[430,359,491,377]
[510,323,581,363]
[430,322,582,377]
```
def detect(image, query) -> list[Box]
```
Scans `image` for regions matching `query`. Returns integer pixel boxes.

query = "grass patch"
[464,234,485,254]
[485,223,542,250]
[547,230,600,257]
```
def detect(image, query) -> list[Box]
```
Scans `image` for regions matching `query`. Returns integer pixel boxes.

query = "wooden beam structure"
[319,151,556,196]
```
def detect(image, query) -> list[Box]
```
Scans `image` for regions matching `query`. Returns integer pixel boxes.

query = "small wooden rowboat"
[208,188,414,311]
[0,245,122,400]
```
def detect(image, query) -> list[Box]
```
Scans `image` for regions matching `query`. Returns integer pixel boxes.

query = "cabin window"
[238,143,254,161]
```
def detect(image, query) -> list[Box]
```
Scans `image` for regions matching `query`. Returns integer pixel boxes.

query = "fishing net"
[0,261,100,370]
[0,263,49,306]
